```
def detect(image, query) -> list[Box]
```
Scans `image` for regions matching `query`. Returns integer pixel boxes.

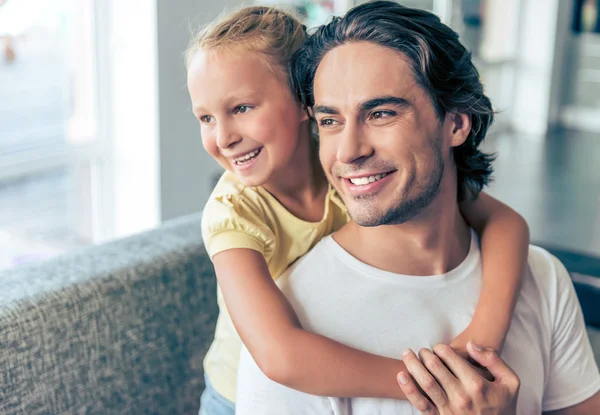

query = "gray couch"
[1,214,217,414]
[1,213,599,414]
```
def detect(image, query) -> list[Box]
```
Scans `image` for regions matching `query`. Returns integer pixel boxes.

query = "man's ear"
[444,112,471,147]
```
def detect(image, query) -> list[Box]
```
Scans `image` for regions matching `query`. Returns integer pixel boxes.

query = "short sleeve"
[542,255,600,411]
[201,193,274,260]
[236,346,337,415]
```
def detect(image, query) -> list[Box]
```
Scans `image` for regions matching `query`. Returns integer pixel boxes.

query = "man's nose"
[216,123,242,149]
[336,123,373,164]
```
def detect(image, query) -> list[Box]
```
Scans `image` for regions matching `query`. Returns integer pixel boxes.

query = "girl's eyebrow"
[193,91,259,115]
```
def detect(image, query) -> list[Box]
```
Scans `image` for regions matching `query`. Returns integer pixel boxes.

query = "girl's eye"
[199,115,213,124]
[319,118,338,127]
[233,105,252,114]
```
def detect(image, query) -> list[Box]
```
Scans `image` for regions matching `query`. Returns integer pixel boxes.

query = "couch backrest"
[0,213,218,415]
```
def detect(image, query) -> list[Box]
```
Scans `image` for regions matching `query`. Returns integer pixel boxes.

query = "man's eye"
[233,105,252,114]
[370,111,394,120]
[199,115,213,124]
[319,118,337,127]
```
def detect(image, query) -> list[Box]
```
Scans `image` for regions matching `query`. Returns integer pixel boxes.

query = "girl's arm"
[453,191,530,353]
[213,248,408,399]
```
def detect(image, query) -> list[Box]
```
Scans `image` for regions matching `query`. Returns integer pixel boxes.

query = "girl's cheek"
[246,119,274,144]
[201,134,219,158]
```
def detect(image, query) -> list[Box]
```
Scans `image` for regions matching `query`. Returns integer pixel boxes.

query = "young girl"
[186,6,529,414]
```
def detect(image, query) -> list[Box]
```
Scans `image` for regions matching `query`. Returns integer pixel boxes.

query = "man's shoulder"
[522,245,573,319]
[526,245,570,289]
[524,246,600,412]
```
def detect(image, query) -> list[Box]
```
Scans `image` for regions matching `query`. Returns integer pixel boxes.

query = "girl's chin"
[221,165,266,184]
[237,172,271,188]
[226,158,274,187]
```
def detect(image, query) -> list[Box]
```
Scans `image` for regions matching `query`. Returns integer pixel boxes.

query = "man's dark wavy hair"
[290,0,495,201]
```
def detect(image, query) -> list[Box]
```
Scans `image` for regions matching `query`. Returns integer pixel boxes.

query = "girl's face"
[187,48,309,187]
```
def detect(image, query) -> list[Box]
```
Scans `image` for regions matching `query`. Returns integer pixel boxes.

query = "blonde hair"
[186,6,306,88]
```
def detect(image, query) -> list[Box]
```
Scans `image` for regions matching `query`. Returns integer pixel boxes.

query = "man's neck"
[334,193,471,276]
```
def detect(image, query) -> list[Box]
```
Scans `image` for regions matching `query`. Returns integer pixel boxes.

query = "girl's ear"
[307,106,314,120]
[299,104,313,122]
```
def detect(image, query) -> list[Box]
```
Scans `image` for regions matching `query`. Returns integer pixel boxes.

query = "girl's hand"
[450,323,503,358]
[450,327,496,382]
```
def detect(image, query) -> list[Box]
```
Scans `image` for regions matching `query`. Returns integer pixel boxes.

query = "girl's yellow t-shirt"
[201,171,349,402]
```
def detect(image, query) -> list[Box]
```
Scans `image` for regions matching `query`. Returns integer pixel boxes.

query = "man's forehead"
[313,41,418,107]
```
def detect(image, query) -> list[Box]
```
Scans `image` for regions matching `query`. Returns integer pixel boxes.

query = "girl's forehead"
[191,47,277,84]
[188,48,292,110]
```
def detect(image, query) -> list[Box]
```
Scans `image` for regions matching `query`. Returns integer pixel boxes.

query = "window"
[0,0,107,270]
[291,0,336,28]
[258,0,343,28]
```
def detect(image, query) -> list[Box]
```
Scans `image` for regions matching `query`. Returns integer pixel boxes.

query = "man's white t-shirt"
[236,231,600,414]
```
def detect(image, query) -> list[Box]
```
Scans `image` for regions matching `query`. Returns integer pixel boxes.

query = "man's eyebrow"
[360,96,411,112]
[312,105,339,115]
[312,96,410,116]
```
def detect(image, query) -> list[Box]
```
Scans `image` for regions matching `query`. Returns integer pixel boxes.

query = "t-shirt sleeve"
[236,346,337,415]
[542,254,600,412]
[201,193,273,260]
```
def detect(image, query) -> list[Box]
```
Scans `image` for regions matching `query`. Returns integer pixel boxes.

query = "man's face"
[313,41,450,226]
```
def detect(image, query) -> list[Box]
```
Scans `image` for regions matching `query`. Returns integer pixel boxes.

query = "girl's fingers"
[397,371,440,415]
[466,341,520,392]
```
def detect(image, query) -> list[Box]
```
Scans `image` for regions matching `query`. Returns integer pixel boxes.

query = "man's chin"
[347,200,425,227]
[353,218,386,227]
[346,204,388,227]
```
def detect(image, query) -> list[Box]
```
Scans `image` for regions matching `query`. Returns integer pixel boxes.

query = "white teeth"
[349,173,388,186]
[234,149,260,164]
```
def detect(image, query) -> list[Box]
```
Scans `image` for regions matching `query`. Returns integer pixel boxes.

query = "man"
[235,2,600,414]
